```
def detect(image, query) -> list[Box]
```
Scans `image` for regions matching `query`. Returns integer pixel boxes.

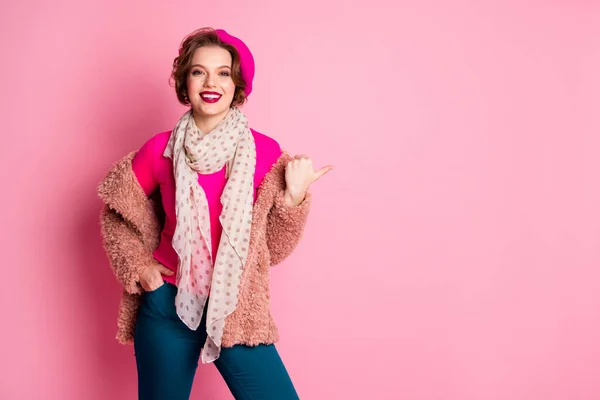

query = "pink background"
[2,0,600,399]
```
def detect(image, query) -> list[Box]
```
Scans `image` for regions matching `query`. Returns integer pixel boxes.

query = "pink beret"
[215,29,255,97]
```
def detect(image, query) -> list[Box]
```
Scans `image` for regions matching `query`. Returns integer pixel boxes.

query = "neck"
[193,109,230,134]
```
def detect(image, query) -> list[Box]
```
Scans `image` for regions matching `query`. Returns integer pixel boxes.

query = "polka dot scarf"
[163,107,256,363]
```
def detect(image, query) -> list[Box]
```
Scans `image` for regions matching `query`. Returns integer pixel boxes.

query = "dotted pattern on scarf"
[164,108,256,363]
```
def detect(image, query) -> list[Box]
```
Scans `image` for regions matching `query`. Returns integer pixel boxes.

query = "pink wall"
[2,0,600,399]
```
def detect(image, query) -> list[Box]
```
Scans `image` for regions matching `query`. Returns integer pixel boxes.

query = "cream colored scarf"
[164,107,256,363]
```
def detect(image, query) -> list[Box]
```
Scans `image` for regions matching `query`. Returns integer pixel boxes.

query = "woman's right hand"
[139,261,174,291]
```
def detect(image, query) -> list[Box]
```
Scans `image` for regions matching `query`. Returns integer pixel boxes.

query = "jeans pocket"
[141,281,178,320]
[144,281,167,295]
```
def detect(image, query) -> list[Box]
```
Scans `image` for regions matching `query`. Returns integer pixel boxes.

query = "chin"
[194,106,228,117]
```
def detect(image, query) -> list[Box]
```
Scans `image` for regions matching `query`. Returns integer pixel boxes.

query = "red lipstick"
[200,91,222,103]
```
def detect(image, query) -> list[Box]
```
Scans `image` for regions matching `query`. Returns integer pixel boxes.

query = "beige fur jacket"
[97,151,311,347]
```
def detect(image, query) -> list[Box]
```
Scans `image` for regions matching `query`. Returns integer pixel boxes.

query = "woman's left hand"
[284,154,333,206]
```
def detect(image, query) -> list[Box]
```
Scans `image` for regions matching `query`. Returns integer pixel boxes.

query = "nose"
[204,73,216,88]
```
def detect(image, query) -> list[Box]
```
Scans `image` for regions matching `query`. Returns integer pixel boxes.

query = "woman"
[97,27,332,399]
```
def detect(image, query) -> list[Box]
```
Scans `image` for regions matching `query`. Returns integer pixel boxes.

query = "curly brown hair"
[171,27,247,108]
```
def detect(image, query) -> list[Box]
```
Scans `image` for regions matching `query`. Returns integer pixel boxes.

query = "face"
[186,46,236,122]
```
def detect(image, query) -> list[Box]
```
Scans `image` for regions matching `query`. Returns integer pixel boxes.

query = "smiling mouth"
[200,92,222,103]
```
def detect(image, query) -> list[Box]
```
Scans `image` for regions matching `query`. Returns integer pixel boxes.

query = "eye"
[220,71,231,76]
[191,69,204,76]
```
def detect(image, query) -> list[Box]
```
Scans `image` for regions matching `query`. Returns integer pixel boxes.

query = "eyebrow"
[190,64,231,69]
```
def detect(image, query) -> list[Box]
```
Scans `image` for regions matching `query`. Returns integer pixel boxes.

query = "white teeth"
[202,94,220,99]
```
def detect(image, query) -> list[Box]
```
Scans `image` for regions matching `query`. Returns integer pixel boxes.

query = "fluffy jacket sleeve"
[97,152,161,294]
[264,152,313,266]
[99,206,155,294]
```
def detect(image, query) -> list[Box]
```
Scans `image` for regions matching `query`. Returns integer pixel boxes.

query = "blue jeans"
[134,282,299,400]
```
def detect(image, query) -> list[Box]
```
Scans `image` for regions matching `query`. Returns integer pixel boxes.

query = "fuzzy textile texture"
[97,151,311,346]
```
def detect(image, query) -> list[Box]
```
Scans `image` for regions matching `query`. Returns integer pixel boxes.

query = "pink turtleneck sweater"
[131,129,282,285]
